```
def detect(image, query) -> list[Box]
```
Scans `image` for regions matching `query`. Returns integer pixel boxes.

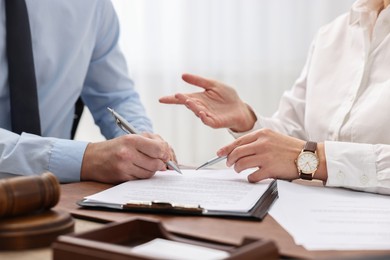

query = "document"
[131,238,229,260]
[269,180,390,250]
[79,169,277,220]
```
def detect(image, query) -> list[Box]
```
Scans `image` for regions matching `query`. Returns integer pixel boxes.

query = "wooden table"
[54,181,390,260]
[1,181,389,260]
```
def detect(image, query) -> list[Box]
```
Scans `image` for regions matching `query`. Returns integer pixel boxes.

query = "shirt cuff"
[49,139,89,183]
[324,141,377,191]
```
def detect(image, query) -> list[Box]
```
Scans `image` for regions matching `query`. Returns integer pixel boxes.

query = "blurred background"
[75,0,355,166]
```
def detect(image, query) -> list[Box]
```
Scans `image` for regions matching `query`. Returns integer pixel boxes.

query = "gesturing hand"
[159,73,257,132]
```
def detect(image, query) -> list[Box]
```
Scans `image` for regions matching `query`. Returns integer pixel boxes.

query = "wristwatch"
[296,141,319,180]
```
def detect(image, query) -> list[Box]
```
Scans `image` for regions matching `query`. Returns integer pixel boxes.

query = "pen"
[196,155,228,170]
[107,107,182,174]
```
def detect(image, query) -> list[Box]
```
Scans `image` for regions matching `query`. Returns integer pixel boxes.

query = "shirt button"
[360,175,369,185]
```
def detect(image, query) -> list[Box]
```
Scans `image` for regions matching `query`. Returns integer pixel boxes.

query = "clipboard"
[77,179,277,221]
[52,218,279,260]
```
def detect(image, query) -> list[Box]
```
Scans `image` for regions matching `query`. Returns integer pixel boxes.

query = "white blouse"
[239,0,390,195]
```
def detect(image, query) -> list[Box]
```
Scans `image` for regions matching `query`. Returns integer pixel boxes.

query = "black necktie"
[5,0,41,135]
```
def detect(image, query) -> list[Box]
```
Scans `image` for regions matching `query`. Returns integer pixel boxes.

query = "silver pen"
[107,107,182,174]
[196,155,228,170]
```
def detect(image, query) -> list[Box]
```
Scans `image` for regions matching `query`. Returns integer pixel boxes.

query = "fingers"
[132,151,167,173]
[232,153,261,173]
[216,129,304,183]
[247,169,271,183]
[116,138,168,173]
[185,98,205,117]
[159,95,178,104]
[182,73,215,90]
[182,97,218,128]
[116,136,171,180]
[217,132,258,159]
[138,133,178,166]
[215,131,269,181]
[169,147,178,163]
[159,73,214,104]
[159,93,187,104]
[198,111,218,127]
[81,136,172,184]
[131,135,171,162]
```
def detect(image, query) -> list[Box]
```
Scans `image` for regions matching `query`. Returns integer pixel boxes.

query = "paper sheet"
[84,169,272,212]
[131,238,229,260]
[269,180,390,250]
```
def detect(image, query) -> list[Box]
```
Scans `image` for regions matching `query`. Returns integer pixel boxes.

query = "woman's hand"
[159,73,257,132]
[217,129,306,183]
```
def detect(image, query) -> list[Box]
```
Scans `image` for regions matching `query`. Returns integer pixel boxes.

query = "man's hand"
[142,132,178,167]
[80,134,174,184]
[159,73,257,132]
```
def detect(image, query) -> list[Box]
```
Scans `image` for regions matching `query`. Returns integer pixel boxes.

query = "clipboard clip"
[123,200,204,214]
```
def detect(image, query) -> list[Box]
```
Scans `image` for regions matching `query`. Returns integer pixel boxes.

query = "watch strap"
[300,172,313,180]
[303,141,317,153]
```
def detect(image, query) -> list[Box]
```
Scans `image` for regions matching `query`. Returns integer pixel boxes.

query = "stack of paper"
[269,180,390,250]
[80,169,277,220]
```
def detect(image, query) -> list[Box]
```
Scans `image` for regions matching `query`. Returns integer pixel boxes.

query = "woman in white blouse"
[160,0,390,195]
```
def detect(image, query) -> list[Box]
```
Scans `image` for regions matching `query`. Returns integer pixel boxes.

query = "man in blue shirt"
[0,0,176,183]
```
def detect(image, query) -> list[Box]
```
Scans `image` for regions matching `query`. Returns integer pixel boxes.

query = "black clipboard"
[77,180,277,221]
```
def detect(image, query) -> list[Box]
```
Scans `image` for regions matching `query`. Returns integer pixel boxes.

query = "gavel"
[0,172,60,218]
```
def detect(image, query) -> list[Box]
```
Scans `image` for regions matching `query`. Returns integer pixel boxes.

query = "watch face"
[297,152,319,174]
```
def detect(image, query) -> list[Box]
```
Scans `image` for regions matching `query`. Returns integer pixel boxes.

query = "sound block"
[0,210,74,250]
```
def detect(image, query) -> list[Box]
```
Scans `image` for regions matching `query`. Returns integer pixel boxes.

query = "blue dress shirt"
[0,0,153,182]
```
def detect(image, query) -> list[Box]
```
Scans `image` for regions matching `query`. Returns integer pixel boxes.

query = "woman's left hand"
[217,129,305,183]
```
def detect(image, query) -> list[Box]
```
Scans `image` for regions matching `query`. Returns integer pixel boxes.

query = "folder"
[53,218,279,260]
[77,169,278,221]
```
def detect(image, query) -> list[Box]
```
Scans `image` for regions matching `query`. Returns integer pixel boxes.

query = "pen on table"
[196,155,228,170]
[107,107,182,174]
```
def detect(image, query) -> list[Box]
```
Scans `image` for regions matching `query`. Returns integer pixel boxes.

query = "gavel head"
[0,172,60,218]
